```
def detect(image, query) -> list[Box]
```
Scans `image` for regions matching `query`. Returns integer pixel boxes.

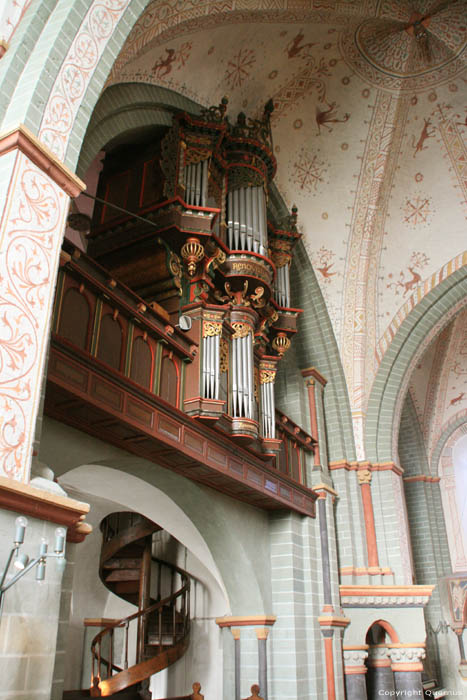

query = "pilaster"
[0,125,84,484]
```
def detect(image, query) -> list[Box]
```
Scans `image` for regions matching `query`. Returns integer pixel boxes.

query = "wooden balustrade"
[90,557,190,697]
[54,242,195,411]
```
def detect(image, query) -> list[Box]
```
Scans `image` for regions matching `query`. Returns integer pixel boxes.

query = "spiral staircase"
[87,512,191,698]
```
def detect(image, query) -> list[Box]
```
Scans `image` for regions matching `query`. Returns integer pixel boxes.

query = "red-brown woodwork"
[101,170,131,224]
[90,513,190,696]
[159,352,180,409]
[58,286,91,351]
[45,340,316,517]
[130,335,154,391]
[97,313,125,372]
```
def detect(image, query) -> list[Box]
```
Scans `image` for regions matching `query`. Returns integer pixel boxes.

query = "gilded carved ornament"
[260,369,276,384]
[232,322,251,339]
[168,251,183,294]
[269,239,293,268]
[181,237,204,277]
[272,333,291,355]
[202,321,222,337]
[220,338,229,373]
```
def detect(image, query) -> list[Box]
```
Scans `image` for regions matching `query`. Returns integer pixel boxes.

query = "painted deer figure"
[316,102,350,134]
[401,266,422,295]
[412,118,435,157]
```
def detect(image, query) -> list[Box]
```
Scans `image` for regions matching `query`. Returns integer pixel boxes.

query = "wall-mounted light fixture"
[0,516,66,618]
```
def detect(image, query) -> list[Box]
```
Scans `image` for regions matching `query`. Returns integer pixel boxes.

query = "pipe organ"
[88,96,303,464]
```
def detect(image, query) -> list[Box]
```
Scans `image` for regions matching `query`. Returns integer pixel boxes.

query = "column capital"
[215,615,276,628]
[0,124,85,197]
[388,644,426,671]
[357,468,372,484]
[343,646,369,673]
[231,628,241,640]
[301,366,327,386]
[367,644,392,667]
[256,627,269,640]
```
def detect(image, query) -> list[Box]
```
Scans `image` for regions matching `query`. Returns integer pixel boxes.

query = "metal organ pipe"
[183,159,209,207]
[231,335,238,416]
[202,331,221,401]
[227,186,268,253]
[274,264,291,308]
[231,330,255,419]
[260,377,275,439]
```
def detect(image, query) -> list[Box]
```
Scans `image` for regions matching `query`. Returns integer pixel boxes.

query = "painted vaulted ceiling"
[98,0,467,460]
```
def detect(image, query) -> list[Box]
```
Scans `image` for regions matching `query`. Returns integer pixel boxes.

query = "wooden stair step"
[103,558,142,570]
[113,581,140,595]
[105,569,141,582]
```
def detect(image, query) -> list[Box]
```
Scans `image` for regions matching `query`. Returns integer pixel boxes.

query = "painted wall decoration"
[0,151,70,481]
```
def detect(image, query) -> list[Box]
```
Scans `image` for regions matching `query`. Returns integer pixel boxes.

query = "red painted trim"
[323,636,336,700]
[366,620,400,644]
[0,125,84,197]
[344,666,367,675]
[360,482,379,568]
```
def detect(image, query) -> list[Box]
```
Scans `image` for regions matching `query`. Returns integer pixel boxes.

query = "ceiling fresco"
[104,0,467,460]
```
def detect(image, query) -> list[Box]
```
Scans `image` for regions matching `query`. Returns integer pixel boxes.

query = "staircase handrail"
[91,558,190,689]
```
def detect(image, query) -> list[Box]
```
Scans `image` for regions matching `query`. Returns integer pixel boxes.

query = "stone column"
[256,628,269,700]
[357,466,379,569]
[232,628,241,700]
[215,616,276,699]
[319,616,349,700]
[317,492,333,612]
[343,646,368,700]
[388,644,426,696]
[366,645,395,699]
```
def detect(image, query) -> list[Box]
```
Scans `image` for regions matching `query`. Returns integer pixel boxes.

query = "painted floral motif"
[0,0,32,45]
[224,48,256,89]
[39,0,131,160]
[291,148,327,194]
[0,155,68,480]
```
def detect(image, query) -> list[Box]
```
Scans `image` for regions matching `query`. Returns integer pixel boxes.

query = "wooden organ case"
[84,97,310,487]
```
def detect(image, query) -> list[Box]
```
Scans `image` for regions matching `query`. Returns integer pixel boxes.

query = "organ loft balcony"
[47,98,317,517]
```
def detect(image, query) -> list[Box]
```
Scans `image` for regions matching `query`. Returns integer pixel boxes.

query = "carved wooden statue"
[191,681,204,700]
[243,684,264,700]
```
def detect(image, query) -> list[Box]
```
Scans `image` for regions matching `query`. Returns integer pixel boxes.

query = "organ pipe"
[260,370,276,439]
[202,323,221,400]
[231,326,255,419]
[227,186,267,254]
[183,159,209,207]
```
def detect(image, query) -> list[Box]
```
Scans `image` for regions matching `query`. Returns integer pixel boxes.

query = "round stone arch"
[365,267,467,464]
[77,83,202,178]
[59,461,270,615]
[430,410,467,476]
[431,420,467,572]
